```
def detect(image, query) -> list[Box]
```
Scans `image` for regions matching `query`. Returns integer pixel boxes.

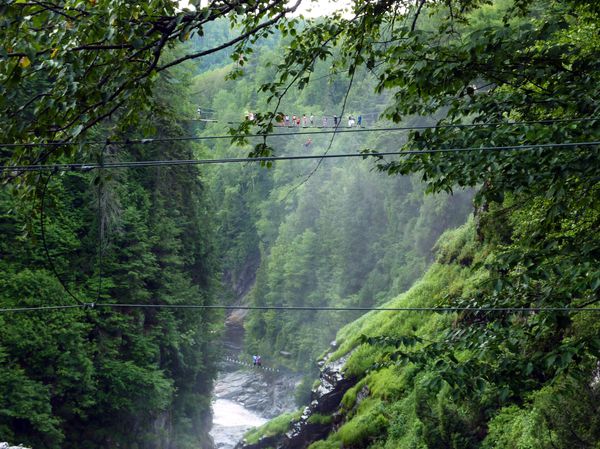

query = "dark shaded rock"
[311,358,355,414]
[234,433,280,449]
[282,421,331,449]
[235,350,356,449]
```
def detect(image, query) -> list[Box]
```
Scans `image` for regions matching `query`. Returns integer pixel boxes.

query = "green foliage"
[0,0,299,182]
[343,344,385,379]
[336,398,388,446]
[307,441,341,449]
[483,405,551,449]
[434,219,479,265]
[484,377,600,448]
[307,413,333,425]
[366,367,411,401]
[341,380,363,410]
[535,380,600,447]
[243,409,303,445]
[274,205,599,448]
[0,65,219,448]
[197,37,473,371]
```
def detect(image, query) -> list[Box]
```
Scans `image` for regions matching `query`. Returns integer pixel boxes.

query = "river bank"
[210,362,301,449]
[210,309,302,449]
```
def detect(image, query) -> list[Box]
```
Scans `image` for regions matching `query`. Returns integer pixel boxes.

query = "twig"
[411,0,427,32]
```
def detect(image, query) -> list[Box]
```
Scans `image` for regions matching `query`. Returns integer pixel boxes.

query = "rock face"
[211,362,302,449]
[0,443,31,449]
[212,299,304,449]
[215,366,300,418]
[311,353,355,414]
[235,351,356,449]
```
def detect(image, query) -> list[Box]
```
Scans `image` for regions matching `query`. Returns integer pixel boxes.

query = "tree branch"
[411,0,427,32]
[157,0,302,72]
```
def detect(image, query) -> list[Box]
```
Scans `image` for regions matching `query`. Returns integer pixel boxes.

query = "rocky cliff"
[235,347,356,449]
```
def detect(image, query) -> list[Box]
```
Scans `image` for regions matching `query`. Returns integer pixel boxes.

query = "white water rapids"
[211,398,267,448]
[210,319,299,448]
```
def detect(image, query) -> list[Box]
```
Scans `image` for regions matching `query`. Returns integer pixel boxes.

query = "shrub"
[243,409,303,444]
[337,399,389,447]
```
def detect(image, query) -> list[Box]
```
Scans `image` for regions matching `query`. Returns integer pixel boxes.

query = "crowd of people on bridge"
[278,113,363,128]
[243,111,364,128]
[197,108,367,128]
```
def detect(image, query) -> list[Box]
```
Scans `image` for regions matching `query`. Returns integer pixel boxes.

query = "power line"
[99,304,600,313]
[0,304,86,313]
[1,141,599,173]
[39,171,83,305]
[0,117,597,149]
[1,303,599,314]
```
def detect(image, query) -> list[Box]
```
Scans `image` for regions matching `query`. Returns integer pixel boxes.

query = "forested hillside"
[230,0,600,446]
[189,33,473,373]
[0,66,220,448]
[1,0,599,448]
[245,216,600,448]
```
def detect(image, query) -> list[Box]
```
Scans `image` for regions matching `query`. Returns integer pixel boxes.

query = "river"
[210,313,300,449]
[211,396,267,449]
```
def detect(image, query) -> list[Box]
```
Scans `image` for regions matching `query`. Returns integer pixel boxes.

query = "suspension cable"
[2,141,598,173]
[0,117,597,149]
[1,303,599,314]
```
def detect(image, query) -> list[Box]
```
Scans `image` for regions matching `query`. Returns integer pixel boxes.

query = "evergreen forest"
[1,0,599,448]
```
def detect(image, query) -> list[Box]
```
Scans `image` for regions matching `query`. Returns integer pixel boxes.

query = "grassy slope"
[315,221,483,448]
[242,220,481,447]
[245,216,600,448]
[243,409,303,445]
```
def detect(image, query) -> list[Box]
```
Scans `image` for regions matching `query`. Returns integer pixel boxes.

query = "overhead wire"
[0,117,597,149]
[39,171,84,305]
[3,120,598,317]
[1,303,599,314]
[0,304,87,313]
[1,141,598,173]
[95,147,106,305]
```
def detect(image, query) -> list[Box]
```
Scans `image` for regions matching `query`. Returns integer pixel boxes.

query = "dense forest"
[1,0,599,448]
[235,0,600,447]
[190,44,473,373]
[0,59,221,447]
